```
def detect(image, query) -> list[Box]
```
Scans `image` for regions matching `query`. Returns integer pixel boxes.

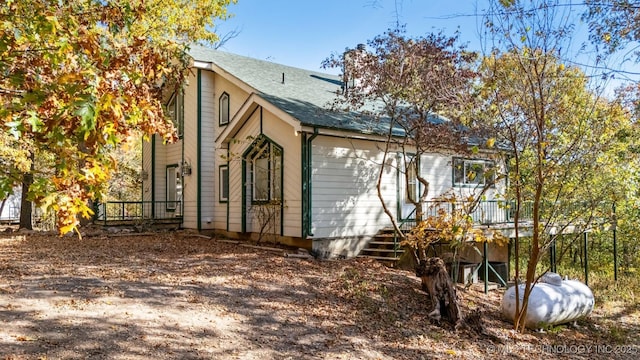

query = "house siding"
[227,111,261,233]
[310,136,397,240]
[259,107,302,238]
[199,71,217,229]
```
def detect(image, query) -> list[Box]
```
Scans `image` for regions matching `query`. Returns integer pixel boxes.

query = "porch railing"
[95,201,182,223]
[399,200,534,230]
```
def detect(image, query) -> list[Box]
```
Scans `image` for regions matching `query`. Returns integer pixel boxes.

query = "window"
[166,91,184,138]
[219,92,230,125]
[406,156,418,202]
[219,165,229,202]
[166,165,182,211]
[245,137,282,203]
[453,158,495,187]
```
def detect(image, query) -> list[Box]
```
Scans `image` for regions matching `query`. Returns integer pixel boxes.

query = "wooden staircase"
[358,227,405,264]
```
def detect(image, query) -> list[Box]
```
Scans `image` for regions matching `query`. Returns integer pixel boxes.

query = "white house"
[141,46,507,260]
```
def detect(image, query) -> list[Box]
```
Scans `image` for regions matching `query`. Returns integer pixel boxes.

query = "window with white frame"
[453,158,495,187]
[166,91,184,138]
[219,92,230,125]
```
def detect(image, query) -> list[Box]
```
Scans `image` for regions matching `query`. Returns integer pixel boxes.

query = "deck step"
[367,241,401,246]
[358,255,401,261]
[362,248,404,253]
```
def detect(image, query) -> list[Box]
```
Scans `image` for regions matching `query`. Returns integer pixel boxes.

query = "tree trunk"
[416,257,462,326]
[19,172,33,230]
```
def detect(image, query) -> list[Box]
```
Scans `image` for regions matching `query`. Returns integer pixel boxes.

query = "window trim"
[453,157,495,187]
[219,92,230,126]
[166,164,181,211]
[243,136,283,204]
[166,91,184,138]
[219,165,229,203]
[405,154,418,203]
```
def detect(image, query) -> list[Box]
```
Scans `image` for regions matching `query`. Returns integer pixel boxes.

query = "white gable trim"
[216,92,302,144]
[192,61,255,95]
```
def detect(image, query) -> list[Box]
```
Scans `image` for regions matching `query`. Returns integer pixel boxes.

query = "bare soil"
[0,229,638,359]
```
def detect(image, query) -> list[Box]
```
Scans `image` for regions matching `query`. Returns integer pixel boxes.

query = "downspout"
[226,146,230,232]
[180,93,185,229]
[151,135,156,219]
[197,69,202,231]
[141,137,144,203]
[302,128,319,238]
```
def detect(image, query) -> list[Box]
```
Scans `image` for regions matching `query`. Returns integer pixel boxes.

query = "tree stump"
[415,257,462,325]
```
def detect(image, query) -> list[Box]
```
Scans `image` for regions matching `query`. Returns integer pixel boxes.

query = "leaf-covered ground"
[0,229,638,359]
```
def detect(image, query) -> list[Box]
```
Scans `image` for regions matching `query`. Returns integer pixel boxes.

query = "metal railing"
[95,201,182,223]
[400,200,534,228]
[402,200,611,228]
[0,204,20,223]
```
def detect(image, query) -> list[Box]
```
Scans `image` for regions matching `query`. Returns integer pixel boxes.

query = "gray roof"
[188,45,395,135]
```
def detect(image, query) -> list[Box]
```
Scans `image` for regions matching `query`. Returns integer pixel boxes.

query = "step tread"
[362,248,404,253]
[368,241,401,245]
[358,255,401,261]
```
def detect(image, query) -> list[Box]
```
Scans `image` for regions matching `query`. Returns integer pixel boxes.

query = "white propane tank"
[501,272,594,329]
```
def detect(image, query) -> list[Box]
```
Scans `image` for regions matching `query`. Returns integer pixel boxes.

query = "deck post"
[583,232,589,286]
[549,237,557,273]
[613,203,618,282]
[483,240,489,294]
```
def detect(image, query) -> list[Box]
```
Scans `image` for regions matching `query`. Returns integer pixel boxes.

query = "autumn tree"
[323,28,490,257]
[0,0,235,234]
[480,0,637,331]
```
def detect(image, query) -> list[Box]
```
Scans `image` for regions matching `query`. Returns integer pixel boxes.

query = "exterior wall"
[223,106,302,239]
[260,109,302,238]
[227,111,261,233]
[198,71,217,229]
[310,136,398,258]
[309,139,506,258]
[213,75,253,233]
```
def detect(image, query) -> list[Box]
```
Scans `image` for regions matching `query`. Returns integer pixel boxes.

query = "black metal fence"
[95,201,182,223]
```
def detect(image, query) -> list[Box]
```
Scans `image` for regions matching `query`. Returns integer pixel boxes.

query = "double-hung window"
[453,158,495,187]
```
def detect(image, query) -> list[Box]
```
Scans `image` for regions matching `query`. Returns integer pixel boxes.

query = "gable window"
[219,165,229,202]
[453,158,495,187]
[219,92,230,125]
[166,164,182,212]
[245,136,283,203]
[166,91,184,138]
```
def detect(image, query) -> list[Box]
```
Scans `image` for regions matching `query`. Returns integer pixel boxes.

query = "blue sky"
[215,0,637,90]
[216,0,489,73]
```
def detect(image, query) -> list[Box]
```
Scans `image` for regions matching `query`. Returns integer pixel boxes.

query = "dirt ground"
[0,229,638,359]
